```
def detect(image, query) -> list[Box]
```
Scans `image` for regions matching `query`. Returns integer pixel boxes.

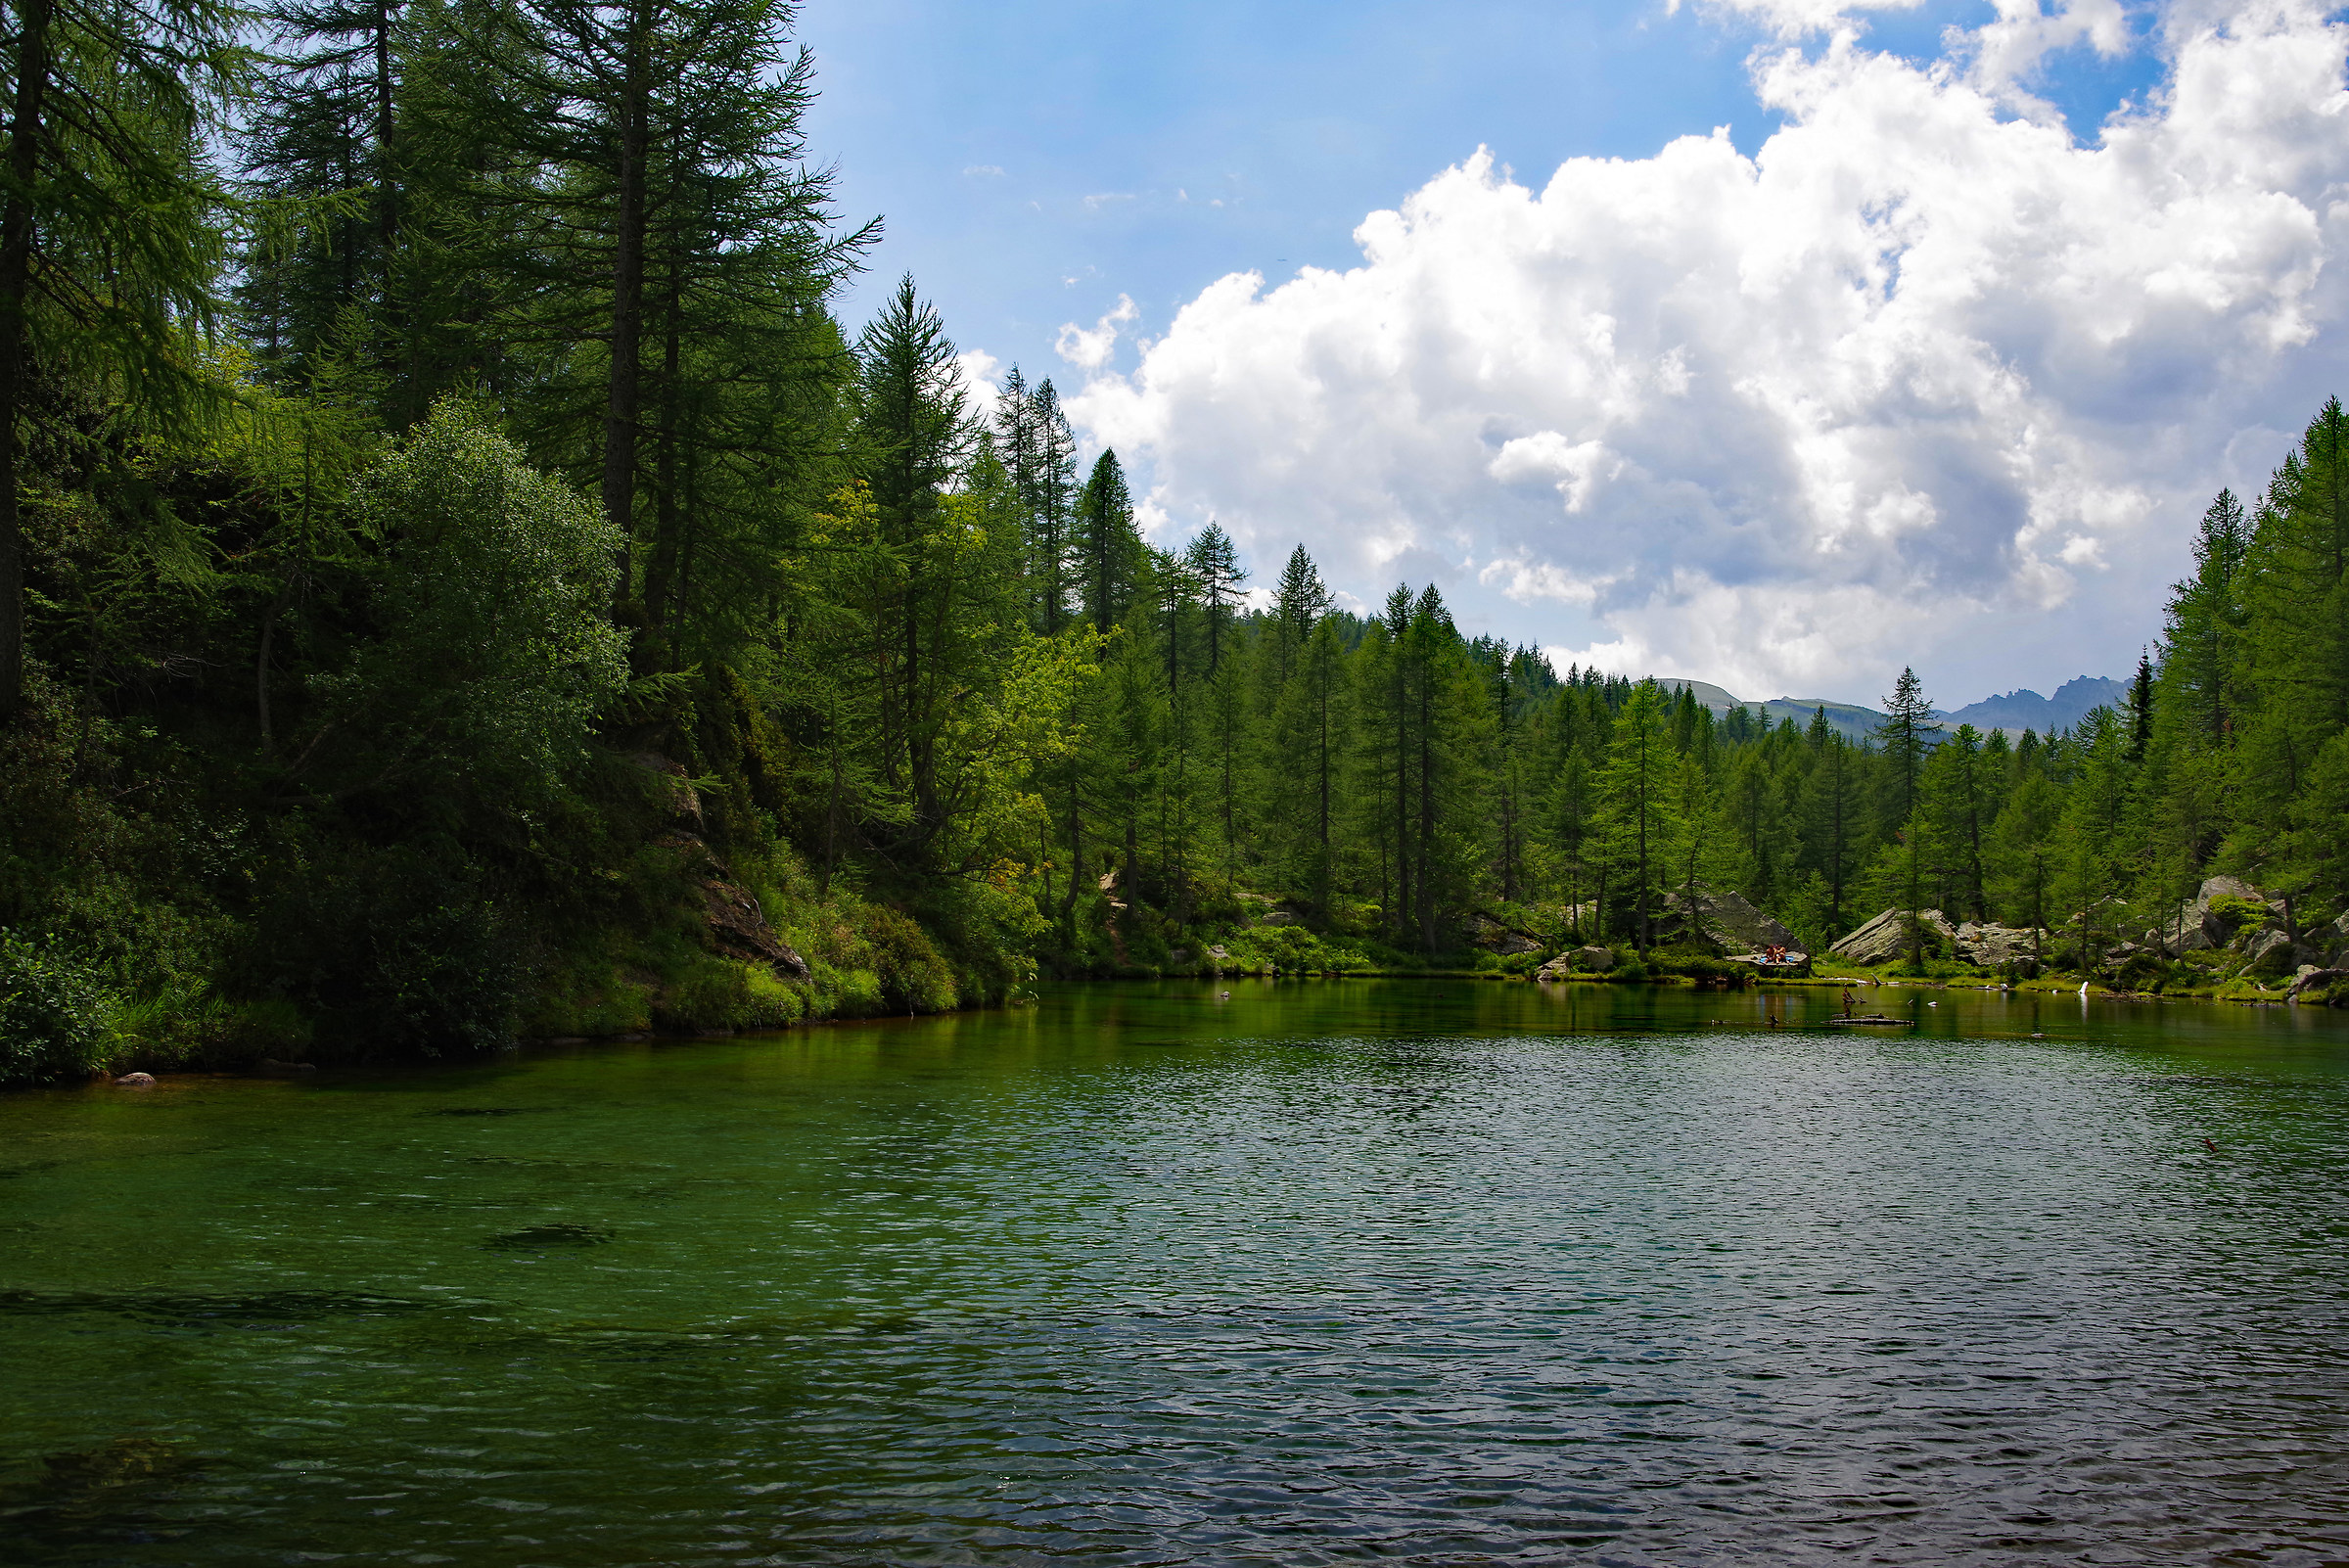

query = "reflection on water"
[2,980,2346,1564]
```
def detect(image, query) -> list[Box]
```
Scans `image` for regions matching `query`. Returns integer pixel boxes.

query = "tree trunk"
[0,0,50,719]
[601,2,652,605]
[641,258,683,668]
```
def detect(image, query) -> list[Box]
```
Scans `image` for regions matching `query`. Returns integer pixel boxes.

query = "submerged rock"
[112,1072,155,1087]
[484,1223,615,1251]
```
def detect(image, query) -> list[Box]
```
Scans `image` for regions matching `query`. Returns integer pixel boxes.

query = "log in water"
[2,979,2345,1564]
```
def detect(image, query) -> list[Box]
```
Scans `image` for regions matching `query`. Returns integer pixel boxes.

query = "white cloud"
[1054,294,1139,372]
[963,163,1006,177]
[953,347,1003,419]
[1065,3,2349,699]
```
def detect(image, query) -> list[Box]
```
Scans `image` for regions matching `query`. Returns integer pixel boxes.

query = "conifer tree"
[1873,666,1940,834]
[0,0,247,716]
[1073,449,1139,634]
[1599,680,1676,958]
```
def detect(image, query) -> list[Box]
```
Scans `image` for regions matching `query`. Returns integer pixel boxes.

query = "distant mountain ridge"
[1937,676,2128,735]
[1651,674,2127,741]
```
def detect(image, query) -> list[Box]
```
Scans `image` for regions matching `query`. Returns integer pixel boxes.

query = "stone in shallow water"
[484,1223,615,1251]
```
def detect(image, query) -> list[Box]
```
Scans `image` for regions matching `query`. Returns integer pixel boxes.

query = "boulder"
[1539,945,1615,980]
[1259,910,1298,927]
[2243,928,2310,976]
[1660,887,1794,951]
[1829,908,1954,966]
[2143,875,2274,955]
[1494,935,1542,956]
[2316,911,2349,962]
[113,1072,156,1086]
[2288,966,2349,1002]
[1954,922,2042,965]
[1207,945,1230,962]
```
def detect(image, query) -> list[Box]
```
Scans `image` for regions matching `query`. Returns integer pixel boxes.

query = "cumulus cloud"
[1055,294,1139,372]
[954,347,1004,419]
[1065,2,2349,699]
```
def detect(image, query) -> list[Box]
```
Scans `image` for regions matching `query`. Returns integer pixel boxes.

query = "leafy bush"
[656,957,806,1033]
[0,934,116,1086]
[863,907,958,1013]
[1608,960,1651,983]
[257,849,524,1057]
[2208,895,2272,934]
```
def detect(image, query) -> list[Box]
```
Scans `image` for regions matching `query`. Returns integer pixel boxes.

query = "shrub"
[2208,895,2271,934]
[862,907,958,1013]
[256,849,524,1057]
[656,957,806,1033]
[0,933,116,1086]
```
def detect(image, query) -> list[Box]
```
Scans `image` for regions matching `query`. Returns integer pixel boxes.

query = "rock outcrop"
[2142,875,2272,955]
[2242,927,2316,977]
[696,874,809,981]
[1537,945,1615,980]
[2288,966,2349,1002]
[1954,922,2043,965]
[1660,887,1793,952]
[1830,908,1954,965]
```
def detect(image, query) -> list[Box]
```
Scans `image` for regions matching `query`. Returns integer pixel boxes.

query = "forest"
[2,0,2348,1087]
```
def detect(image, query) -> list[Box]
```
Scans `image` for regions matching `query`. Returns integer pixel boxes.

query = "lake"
[3,980,2347,1564]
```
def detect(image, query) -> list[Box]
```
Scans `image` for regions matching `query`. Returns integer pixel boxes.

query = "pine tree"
[0,0,247,716]
[1797,711,1866,938]
[853,276,967,856]
[1599,680,1677,958]
[1873,666,1940,833]
[1073,449,1140,634]
[2159,487,2248,750]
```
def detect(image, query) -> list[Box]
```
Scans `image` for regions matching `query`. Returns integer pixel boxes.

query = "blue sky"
[804,1,2159,377]
[790,1,2336,709]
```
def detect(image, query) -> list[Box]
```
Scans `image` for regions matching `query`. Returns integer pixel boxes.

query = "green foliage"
[255,849,524,1057]
[0,933,116,1085]
[320,400,627,805]
[2207,895,2271,933]
[4,0,2348,1082]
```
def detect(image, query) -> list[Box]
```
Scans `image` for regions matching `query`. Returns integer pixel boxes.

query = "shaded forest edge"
[5,0,2349,1087]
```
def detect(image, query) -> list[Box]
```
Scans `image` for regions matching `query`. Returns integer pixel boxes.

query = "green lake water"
[3,979,2347,1565]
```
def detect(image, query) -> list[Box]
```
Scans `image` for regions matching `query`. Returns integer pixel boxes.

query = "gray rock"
[1494,935,1542,956]
[113,1072,155,1086]
[1207,945,1230,962]
[1954,922,2042,965]
[1829,908,1953,966]
[1540,945,1616,980]
[2244,928,2307,976]
[2147,875,2274,955]
[2287,966,2349,1001]
[1662,887,1793,952]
